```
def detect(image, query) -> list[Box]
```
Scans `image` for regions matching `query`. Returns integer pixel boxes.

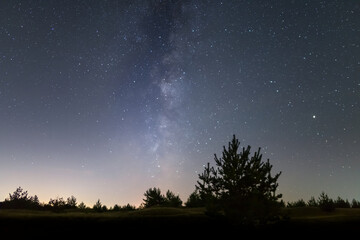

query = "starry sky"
[0,0,359,207]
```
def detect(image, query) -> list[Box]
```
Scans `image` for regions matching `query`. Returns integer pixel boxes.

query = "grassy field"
[0,206,207,220]
[1,207,360,237]
[2,206,360,221]
[285,207,360,221]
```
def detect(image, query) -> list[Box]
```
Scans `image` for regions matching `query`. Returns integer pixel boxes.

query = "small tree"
[93,199,103,212]
[185,190,205,208]
[196,135,282,224]
[8,187,29,201]
[30,195,40,205]
[4,187,41,209]
[307,196,318,207]
[78,202,87,210]
[287,199,306,208]
[66,196,77,208]
[101,205,108,211]
[143,187,165,208]
[164,190,182,207]
[334,196,350,208]
[48,197,66,211]
[122,203,136,211]
[318,192,335,212]
[112,204,121,211]
[352,199,360,208]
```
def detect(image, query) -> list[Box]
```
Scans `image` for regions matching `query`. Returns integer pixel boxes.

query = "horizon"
[1,1,359,208]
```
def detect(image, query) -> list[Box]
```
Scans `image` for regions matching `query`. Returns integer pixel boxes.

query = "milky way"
[0,1,359,206]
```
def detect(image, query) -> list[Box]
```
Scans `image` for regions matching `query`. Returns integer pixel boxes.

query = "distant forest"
[1,186,359,213]
[1,135,359,224]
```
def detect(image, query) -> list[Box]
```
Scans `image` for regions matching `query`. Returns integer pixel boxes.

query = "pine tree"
[93,199,103,212]
[66,195,77,208]
[318,192,335,212]
[5,187,40,209]
[78,202,87,210]
[165,190,182,207]
[185,190,205,208]
[352,199,360,208]
[196,135,282,224]
[307,196,318,207]
[143,187,165,208]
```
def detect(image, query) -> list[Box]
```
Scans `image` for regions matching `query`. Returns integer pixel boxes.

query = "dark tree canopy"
[66,196,77,208]
[93,199,103,212]
[318,192,335,212]
[142,188,182,208]
[287,199,306,208]
[48,197,66,209]
[185,190,205,208]
[352,199,360,208]
[165,190,183,207]
[143,187,165,208]
[2,187,40,209]
[196,135,282,224]
[334,196,350,208]
[307,196,318,207]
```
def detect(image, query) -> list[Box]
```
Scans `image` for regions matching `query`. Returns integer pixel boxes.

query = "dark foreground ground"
[1,207,360,238]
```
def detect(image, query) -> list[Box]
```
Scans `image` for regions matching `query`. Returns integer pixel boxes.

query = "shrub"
[287,199,306,208]
[318,192,335,212]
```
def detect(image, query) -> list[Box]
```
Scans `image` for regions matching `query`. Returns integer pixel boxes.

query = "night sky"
[1,0,359,207]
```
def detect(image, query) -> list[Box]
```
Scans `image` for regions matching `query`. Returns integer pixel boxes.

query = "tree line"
[0,186,183,211]
[1,135,358,224]
[286,192,360,212]
[2,185,358,213]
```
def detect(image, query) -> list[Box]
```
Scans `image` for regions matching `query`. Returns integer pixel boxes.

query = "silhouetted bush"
[164,190,182,207]
[287,199,306,208]
[334,196,350,208]
[142,188,183,208]
[112,203,136,211]
[121,203,136,211]
[47,197,66,212]
[351,199,360,208]
[307,196,318,207]
[279,200,286,208]
[185,190,205,208]
[318,192,335,212]
[78,201,87,210]
[1,187,41,209]
[112,204,121,211]
[93,199,103,212]
[66,196,77,208]
[196,135,282,224]
[143,188,166,207]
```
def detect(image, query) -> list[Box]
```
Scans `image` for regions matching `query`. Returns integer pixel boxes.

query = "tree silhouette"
[93,199,103,212]
[307,196,318,207]
[196,135,282,224]
[164,190,182,207]
[142,188,183,208]
[185,190,205,208]
[334,196,350,208]
[143,187,166,208]
[352,199,360,208]
[66,195,77,208]
[3,187,40,209]
[113,204,121,211]
[287,199,306,208]
[318,192,335,212]
[121,203,136,211]
[8,186,29,201]
[48,197,66,211]
[78,201,87,210]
